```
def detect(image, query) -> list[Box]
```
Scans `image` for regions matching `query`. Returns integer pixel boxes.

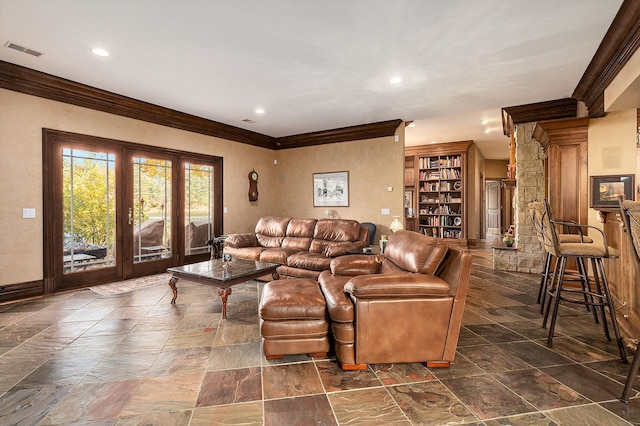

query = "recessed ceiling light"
[92,48,110,57]
[484,128,491,134]
[481,119,489,125]
[407,122,415,128]
[390,76,402,84]
[430,140,437,144]
[255,108,265,114]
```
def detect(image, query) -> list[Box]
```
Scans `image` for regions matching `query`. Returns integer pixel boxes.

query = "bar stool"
[528,202,593,314]
[538,200,627,363]
[618,197,640,402]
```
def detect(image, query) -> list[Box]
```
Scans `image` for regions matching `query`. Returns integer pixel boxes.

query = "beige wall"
[0,89,403,286]
[485,159,508,179]
[587,108,638,243]
[274,132,404,241]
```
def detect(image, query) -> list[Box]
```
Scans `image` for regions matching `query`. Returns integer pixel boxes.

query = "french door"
[43,130,222,293]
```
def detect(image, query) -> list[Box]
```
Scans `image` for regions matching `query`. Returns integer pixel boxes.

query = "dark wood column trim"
[572,0,640,117]
[501,98,578,136]
[533,117,590,152]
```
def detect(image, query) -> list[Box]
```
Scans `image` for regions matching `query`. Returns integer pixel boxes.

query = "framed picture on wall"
[590,174,635,209]
[313,171,349,207]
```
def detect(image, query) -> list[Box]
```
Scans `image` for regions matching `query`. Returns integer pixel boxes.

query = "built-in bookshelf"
[417,154,464,239]
[405,143,470,244]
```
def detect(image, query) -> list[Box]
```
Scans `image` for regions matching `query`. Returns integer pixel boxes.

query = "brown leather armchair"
[318,230,472,370]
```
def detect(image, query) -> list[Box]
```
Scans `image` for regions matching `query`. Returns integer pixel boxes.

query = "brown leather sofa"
[224,216,370,279]
[317,230,472,370]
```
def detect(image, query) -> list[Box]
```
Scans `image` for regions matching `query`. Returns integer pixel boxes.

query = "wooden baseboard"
[0,280,44,304]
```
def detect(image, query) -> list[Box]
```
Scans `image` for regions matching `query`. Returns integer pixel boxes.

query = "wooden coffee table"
[167,259,279,319]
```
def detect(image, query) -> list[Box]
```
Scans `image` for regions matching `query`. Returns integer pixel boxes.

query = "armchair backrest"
[381,230,448,275]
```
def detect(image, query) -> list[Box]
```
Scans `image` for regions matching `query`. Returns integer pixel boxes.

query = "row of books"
[418,205,461,215]
[419,216,461,227]
[419,227,463,239]
[419,194,462,203]
[418,156,462,169]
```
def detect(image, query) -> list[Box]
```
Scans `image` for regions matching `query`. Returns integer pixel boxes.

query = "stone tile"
[207,342,263,371]
[328,387,409,424]
[538,336,616,363]
[483,412,558,425]
[371,363,437,385]
[458,344,531,373]
[0,385,73,425]
[429,353,485,380]
[316,360,381,392]
[263,362,324,399]
[544,403,631,425]
[163,327,217,350]
[121,372,203,416]
[465,323,528,343]
[40,379,139,424]
[495,368,589,410]
[541,364,625,402]
[213,323,260,345]
[600,397,640,424]
[441,374,537,420]
[264,394,336,426]
[192,402,262,426]
[500,340,575,367]
[147,346,211,377]
[387,380,477,424]
[196,367,261,407]
[116,410,192,426]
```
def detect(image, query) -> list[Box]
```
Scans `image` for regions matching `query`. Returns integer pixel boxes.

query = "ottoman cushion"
[259,279,327,321]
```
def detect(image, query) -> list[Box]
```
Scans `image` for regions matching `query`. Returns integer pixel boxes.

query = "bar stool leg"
[595,258,628,363]
[621,348,640,402]
[577,257,599,324]
[546,256,567,347]
[542,256,560,328]
[538,251,552,310]
[590,258,610,341]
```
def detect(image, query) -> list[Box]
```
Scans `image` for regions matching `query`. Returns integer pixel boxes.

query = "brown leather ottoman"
[259,279,329,360]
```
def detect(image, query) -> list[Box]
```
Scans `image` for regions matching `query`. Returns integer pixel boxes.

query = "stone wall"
[493,122,545,274]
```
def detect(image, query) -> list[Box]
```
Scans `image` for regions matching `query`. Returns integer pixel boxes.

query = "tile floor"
[1,243,640,425]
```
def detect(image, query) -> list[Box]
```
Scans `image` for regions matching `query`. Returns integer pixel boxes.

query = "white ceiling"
[0,0,623,159]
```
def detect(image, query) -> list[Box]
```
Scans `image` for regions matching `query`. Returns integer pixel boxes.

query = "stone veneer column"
[493,122,545,273]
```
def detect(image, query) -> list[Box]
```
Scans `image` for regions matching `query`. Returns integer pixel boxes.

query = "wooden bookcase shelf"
[405,141,471,244]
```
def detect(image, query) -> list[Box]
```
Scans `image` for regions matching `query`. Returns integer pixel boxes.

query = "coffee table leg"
[168,276,179,304]
[218,287,232,319]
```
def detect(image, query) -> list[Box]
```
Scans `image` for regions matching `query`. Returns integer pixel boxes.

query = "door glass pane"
[63,148,116,273]
[184,163,214,256]
[133,157,172,263]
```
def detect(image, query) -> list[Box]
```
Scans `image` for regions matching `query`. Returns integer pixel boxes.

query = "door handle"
[128,207,133,225]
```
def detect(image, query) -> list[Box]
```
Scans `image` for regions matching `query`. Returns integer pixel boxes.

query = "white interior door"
[486,180,501,235]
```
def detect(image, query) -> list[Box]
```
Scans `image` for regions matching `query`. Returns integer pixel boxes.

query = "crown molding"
[501,98,577,136]
[1,60,402,151]
[572,0,640,117]
[273,119,403,149]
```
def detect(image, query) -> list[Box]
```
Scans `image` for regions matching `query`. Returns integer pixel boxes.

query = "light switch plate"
[381,208,390,215]
[23,208,36,218]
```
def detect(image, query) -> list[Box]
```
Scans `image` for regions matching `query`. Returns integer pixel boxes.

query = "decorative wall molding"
[572,0,640,117]
[501,98,578,137]
[0,61,402,150]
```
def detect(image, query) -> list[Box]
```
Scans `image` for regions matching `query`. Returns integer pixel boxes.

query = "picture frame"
[313,171,349,207]
[590,174,635,209]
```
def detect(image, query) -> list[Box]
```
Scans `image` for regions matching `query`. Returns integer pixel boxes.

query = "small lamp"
[390,216,403,233]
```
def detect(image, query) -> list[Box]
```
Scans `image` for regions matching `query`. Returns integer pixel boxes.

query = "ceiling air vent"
[242,119,257,124]
[4,41,43,57]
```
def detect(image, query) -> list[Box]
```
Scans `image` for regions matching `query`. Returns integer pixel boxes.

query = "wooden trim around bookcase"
[405,141,472,156]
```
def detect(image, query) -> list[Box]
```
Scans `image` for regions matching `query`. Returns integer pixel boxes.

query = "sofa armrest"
[344,274,450,298]
[330,255,383,276]
[224,233,258,248]
[324,241,368,257]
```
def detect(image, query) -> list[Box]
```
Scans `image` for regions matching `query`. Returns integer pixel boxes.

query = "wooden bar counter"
[601,211,640,346]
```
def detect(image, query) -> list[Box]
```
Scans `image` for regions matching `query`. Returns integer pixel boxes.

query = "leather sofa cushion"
[260,247,301,264]
[345,273,450,298]
[224,246,263,261]
[383,230,448,274]
[224,232,257,248]
[286,252,332,271]
[255,216,291,248]
[276,265,322,280]
[318,271,354,323]
[330,255,383,276]
[260,319,328,339]
[259,279,326,321]
[286,218,317,237]
[314,219,361,241]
